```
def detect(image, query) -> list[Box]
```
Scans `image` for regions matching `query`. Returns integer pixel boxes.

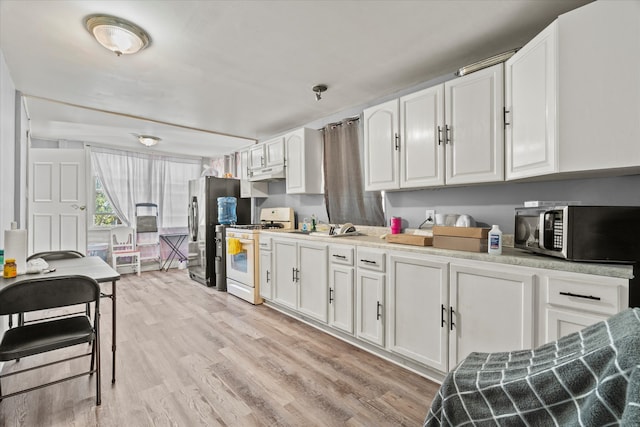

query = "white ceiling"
[0,0,591,158]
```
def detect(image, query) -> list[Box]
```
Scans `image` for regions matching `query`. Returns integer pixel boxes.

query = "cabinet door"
[363,99,400,191]
[285,130,305,194]
[399,85,445,188]
[388,254,449,372]
[329,265,355,335]
[298,242,328,323]
[249,144,264,170]
[259,250,272,300]
[505,22,558,180]
[449,264,535,368]
[273,240,297,310]
[285,128,323,195]
[546,308,607,342]
[356,270,385,347]
[239,149,250,180]
[444,63,504,185]
[264,137,285,167]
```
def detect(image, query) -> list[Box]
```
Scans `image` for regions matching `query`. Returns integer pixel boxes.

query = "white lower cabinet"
[356,269,385,347]
[272,238,328,322]
[388,253,449,372]
[259,250,272,300]
[328,245,355,335]
[448,263,535,368]
[540,271,628,343]
[356,248,386,347]
[545,309,607,342]
[265,233,630,378]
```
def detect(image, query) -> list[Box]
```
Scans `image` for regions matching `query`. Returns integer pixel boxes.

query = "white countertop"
[260,230,635,279]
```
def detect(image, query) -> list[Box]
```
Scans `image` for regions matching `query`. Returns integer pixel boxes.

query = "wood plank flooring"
[0,270,439,426]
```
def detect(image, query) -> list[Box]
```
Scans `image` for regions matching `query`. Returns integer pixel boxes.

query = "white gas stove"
[225,207,294,304]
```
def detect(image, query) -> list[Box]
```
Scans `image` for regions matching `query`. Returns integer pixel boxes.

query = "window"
[93,177,122,227]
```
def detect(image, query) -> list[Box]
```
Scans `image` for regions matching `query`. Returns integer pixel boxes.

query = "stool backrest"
[110,227,136,252]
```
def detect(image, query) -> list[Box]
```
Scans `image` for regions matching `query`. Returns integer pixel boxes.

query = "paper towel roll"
[5,224,27,275]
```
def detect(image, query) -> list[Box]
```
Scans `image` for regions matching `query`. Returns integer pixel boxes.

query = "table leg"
[111,279,116,384]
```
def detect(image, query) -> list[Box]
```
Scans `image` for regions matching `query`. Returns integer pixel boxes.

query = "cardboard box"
[386,234,433,246]
[432,226,490,239]
[433,235,488,252]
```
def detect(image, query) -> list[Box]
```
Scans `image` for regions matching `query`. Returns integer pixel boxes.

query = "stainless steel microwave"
[514,206,640,262]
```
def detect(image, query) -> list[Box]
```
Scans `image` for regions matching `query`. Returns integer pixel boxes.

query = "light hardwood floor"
[0,270,439,426]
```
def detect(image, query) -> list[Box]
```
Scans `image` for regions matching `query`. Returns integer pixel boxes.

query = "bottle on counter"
[3,258,17,279]
[0,249,3,267]
[311,214,317,232]
[488,225,503,255]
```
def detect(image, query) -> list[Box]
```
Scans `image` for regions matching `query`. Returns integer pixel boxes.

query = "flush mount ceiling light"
[313,84,328,101]
[137,135,161,147]
[85,14,150,56]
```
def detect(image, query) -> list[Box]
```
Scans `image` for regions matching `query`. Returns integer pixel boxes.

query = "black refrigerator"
[187,177,250,289]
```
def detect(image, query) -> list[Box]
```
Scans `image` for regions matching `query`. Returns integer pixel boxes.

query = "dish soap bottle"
[488,225,502,255]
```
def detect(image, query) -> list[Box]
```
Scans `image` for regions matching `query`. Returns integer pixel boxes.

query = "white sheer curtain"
[90,147,202,228]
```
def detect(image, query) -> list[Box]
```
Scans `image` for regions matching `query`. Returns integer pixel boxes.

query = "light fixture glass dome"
[138,135,160,147]
[85,15,150,56]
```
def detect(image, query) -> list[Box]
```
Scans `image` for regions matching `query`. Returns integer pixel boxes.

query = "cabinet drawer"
[329,246,354,266]
[547,277,621,316]
[259,237,272,251]
[357,249,385,272]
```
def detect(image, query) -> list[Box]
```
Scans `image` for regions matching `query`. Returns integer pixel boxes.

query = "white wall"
[0,49,17,348]
[0,49,16,241]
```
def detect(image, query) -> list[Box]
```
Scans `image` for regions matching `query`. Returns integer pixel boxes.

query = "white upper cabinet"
[239,148,269,198]
[249,144,266,170]
[264,137,285,167]
[400,85,445,187]
[506,1,640,180]
[444,64,504,185]
[284,128,324,194]
[505,22,558,180]
[364,99,400,191]
[364,63,503,191]
[247,137,286,181]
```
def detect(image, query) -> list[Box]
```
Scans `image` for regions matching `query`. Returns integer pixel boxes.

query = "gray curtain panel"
[322,118,385,226]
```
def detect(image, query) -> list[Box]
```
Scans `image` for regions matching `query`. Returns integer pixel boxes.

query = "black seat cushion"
[0,316,94,361]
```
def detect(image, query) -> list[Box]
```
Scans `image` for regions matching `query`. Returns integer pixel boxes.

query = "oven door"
[226,237,256,287]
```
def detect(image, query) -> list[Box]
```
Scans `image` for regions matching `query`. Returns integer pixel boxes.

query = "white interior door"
[28,148,87,254]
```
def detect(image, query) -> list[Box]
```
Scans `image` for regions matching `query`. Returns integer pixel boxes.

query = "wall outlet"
[425,209,435,226]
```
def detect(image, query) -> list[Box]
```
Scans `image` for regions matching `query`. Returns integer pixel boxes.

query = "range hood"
[248,164,286,181]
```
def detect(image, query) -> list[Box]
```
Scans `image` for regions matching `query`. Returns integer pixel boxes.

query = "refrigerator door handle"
[192,197,199,240]
[188,203,193,241]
